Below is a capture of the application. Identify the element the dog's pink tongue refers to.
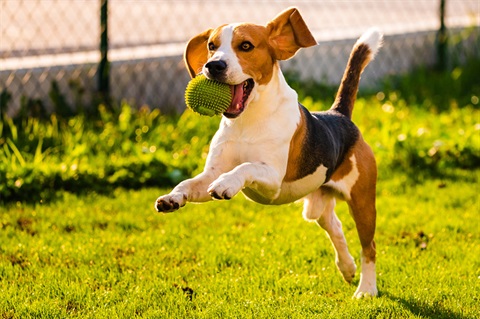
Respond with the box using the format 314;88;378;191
227;84;244;113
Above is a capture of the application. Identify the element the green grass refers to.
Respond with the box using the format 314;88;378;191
1;170;479;318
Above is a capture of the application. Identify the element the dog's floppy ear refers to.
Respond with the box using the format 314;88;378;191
266;7;317;61
184;29;213;78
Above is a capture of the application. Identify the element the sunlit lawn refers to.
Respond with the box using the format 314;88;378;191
1;170;478;318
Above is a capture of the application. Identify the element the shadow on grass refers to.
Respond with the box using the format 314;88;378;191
383;292;470;319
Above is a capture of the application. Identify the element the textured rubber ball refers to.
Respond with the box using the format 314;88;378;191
185;74;232;116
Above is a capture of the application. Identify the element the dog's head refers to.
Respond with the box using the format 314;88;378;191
184;7;317;118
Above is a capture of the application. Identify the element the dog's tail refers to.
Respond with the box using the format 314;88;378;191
330;29;382;119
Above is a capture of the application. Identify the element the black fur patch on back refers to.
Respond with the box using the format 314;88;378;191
297;104;360;181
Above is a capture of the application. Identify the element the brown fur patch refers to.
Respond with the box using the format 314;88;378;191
208;25;227;54
232;24;275;85
266;7;317;60
284;106;307;182
184;28;213;78
330;150;354;182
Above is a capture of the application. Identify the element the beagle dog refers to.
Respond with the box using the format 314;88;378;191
155;7;382;298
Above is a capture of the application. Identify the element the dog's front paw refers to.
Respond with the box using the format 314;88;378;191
208;174;243;200
155;193;187;213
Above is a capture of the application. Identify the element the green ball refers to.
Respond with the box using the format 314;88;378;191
185;74;232;116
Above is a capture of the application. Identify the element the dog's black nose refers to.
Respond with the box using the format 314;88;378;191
205;60;227;77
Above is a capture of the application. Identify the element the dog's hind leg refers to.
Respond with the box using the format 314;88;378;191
303;189;357;283
348;140;378;298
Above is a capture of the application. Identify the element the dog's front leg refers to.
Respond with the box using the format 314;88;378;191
208;162;282;201
155;168;220;213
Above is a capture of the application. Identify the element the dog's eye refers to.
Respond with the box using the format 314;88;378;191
208;42;216;51
239;41;254;52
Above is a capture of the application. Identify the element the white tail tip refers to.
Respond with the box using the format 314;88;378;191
357;28;383;57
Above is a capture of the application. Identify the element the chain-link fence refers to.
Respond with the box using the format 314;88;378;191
1;0;479;117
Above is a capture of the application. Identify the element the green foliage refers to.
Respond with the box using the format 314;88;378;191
382;58;480;112
382;28;480;112
1;58;479;203
354;97;478;177
0;104;219;203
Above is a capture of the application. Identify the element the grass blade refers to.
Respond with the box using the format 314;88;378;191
6;137;26;167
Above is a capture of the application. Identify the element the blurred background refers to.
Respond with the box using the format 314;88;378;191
1;0;479;116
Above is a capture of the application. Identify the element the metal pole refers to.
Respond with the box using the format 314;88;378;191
437;0;447;71
99;0;110;104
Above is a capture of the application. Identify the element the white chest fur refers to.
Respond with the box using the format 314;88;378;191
207;66;300;175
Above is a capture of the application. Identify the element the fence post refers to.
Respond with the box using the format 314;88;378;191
436;0;447;71
98;0;110;105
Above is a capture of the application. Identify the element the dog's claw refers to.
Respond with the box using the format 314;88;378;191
209;191;222;200
209;190;232;200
